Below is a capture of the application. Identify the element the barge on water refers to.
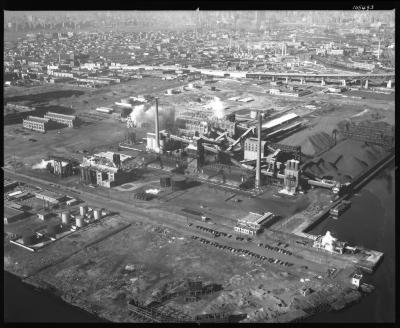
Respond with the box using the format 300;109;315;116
330;200;351;218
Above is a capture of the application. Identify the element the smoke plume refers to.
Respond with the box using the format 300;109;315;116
32;159;69;169
32;159;52;169
209;96;225;119
129;103;175;129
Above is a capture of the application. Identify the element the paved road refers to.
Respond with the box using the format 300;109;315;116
4;169;338;277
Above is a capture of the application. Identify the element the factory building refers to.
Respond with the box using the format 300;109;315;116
262;157;301;193
176;109;236;137
37;209;52;221
80;151;136;188
35;190;66;204
283;159;300;194
43;112;76;127
22;116;51;133
176;118;209;136
244;138;267;160
46;156;79;177
200;163;253;188
5;103;36;124
234;212;274;236
146;131;168;153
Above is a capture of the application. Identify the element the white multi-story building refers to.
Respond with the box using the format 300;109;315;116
234;212;274;236
22;116;50;133
44;112;76;128
244;138;266;161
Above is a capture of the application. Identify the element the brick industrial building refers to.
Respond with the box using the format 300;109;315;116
22;116;51;133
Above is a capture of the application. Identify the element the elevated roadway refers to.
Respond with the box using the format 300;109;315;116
120;64;395;80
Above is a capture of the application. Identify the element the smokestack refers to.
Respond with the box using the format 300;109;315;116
255;112;262;190
155;97;160;152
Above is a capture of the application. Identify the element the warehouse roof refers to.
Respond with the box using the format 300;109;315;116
24;116;49;123
35;190;64;200
45;112;76;120
262;113;298;130
239;212;274;225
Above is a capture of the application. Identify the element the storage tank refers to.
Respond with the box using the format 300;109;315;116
61;211;70;225
22;233;36;245
79;204;88;216
171;176;186;191
159;138;165;150
93;208;102;220
47;224;60;237
75;215;85;228
160;176;171;188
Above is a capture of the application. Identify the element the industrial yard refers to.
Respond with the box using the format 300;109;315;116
3;10;395;322
4;67;393;322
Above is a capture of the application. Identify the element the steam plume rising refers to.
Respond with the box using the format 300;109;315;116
209;96;225;119
129;102;175;129
32;159;51;169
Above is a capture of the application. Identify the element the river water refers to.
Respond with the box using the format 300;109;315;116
306;163;396;322
4;271;104;322
4;164;395;322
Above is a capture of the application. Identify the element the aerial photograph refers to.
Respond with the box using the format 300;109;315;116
3;9;396;323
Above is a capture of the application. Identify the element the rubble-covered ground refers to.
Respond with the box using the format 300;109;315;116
4;213;362;323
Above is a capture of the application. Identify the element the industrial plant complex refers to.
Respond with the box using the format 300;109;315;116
3;10;395;324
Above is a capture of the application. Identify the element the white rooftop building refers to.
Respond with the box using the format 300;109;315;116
234;212;274;236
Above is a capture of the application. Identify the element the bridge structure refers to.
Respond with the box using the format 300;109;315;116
245;72;395;88
122;64;395;88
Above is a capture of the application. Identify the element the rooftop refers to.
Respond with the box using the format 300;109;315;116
5;103;35;115
239;212;274;225
262;112;299;130
45;112;76;120
24;116;50;123
35;190;64;200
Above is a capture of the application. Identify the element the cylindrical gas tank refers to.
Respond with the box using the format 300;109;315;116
61;211;70;225
160;176;171;187
47;224;60;237
171;176;186;191
76;215;85;228
93;208;102;220
79;205;88;216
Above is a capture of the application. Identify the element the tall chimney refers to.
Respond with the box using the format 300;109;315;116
155;97;160;152
255;112;262;190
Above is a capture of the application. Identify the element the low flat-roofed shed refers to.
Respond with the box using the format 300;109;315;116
262;112;298;130
237;212;274;229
